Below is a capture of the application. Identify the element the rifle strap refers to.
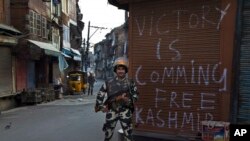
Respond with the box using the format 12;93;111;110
126;78;135;109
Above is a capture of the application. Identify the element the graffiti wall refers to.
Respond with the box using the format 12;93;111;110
129;0;236;137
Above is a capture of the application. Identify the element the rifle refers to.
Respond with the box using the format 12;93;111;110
95;90;132;112
127;79;136;113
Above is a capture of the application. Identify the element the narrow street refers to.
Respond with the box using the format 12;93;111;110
1;0;249;141
0;79;121;141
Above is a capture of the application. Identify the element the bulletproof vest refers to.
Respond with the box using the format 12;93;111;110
106;77;130;97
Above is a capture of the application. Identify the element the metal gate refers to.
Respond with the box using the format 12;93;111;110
16;57;27;92
27;61;35;90
129;0;234;139
236;0;250;123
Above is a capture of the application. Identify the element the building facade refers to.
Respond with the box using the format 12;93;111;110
94;23;127;80
0;0;22;110
0;0;84;111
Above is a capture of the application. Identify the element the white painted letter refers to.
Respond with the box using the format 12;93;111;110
162;67;174;84
155;88;166;108
168;111;178;128
169;39;181;61
182;92;193;108
135;107;145;124
212;62;227;92
156;13;169;35
157;110;165;127
135;17;146;36
216;3;231;30
170;92;180;108
146;108;155;126
136;65;147;86
201;93;215;110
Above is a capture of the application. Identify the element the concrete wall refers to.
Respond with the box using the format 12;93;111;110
0;97;17;111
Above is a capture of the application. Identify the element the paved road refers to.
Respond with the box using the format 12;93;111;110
0;79;121;141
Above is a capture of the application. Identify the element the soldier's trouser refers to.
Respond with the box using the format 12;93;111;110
103;108;133;141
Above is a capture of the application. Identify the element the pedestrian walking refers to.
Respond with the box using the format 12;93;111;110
88;72;95;95
95;57;139;141
54;75;63;99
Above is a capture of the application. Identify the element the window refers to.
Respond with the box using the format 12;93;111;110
63;25;70;42
62;0;68;14
37;14;41;36
33;13;37;34
29;10;35;34
53;4;61;17
52;29;60;46
42;17;47;38
27;10;47;39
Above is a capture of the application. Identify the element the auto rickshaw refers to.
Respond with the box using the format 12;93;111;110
66;71;87;94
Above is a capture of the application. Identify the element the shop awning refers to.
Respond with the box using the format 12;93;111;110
28;39;60;57
70;48;81;56
0;35;18;45
61;52;71;58
0;23;22;35
73;56;81;61
70;48;81;61
62;47;81;61
62;47;71;55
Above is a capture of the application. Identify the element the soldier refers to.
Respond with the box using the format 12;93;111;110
88;72;95;95
95;57;139;141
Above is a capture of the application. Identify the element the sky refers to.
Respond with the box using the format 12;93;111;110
78;0;126;48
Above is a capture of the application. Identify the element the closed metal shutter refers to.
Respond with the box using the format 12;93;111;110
0;47;13;97
16;58;27;92
53;63;60;81
237;0;250;123
27;61;35;90
129;0;228;139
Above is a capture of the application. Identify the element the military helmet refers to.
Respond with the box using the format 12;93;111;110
113;57;128;73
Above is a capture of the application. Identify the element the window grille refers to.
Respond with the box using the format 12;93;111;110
42;17;47;38
37;14;41;36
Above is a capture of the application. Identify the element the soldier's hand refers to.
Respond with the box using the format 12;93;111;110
116;93;129;102
122;93;129;102
116;94;124;101
95;106;100;113
101;106;109;113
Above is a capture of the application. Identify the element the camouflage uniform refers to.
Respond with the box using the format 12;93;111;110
95;76;139;141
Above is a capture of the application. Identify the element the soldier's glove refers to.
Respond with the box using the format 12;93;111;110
95;106;100;113
101;106;109;113
115;93;129;102
95;105;108;113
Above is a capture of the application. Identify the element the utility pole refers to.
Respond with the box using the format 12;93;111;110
81;38;86;71
84;21;107;72
85;21;90;72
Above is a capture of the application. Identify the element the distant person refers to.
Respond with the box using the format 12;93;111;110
88;72;95;95
95;57;139;141
54;75;63;98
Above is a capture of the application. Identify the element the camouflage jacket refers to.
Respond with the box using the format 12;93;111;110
95;76;139;111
